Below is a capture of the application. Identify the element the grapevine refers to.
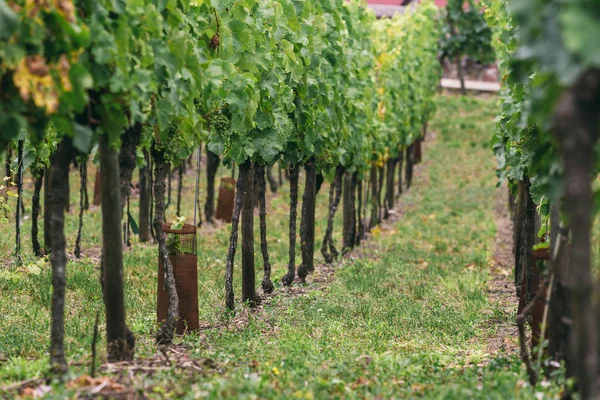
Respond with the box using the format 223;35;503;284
0;0;443;376
489;0;600;396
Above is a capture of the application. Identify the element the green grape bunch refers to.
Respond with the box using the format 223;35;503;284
210;113;230;136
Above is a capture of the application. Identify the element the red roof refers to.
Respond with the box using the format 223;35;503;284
366;0;403;4
366;0;447;5
365;0;447;18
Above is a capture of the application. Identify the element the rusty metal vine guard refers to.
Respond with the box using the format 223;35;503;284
157;223;199;334
216;177;236;223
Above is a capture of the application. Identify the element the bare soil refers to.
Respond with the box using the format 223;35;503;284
485;183;519;357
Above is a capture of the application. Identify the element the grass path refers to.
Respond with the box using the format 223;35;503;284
1;95;556;398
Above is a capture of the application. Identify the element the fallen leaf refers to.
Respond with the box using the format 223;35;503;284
66;375;124;392
411;383;429;393
355;354;373;367
20;385;51;399
350;376;371;389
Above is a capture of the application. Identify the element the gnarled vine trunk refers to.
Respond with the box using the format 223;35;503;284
298;159;317;281
316;172;324;195
355;177;363;246
176;164;184;216
548;201;571;374
266;164;277;193
149;155;155;241
64;168;70;213
278;163;283;186
414;139;423;164
194;146;202;228
32;172;44;257
224;166;244;310
118;123;141;216
514;179;536;304
322;181;336;263
369;165;379;229
282;167;299;286
164;167;172;216
377;166;384;223
342;171;356;253
152;147;179;344
456;56;466;95
3;147;10;220
363;176;371;237
93;168;101;206
551;71;600;399
397;154;404;198
44;166;52;254
139;150;151;242
75;160;86;258
82;160;89;211
405;144;414;190
384;157;396;219
255;164;274;293
321;165;344;264
205;147;220;224
15;140;23;266
48;139;74;374
240;161;260;306
99;134;134;360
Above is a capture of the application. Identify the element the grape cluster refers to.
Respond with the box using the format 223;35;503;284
210;113;230;135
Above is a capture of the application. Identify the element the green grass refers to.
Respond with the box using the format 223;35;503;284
0;95;563;398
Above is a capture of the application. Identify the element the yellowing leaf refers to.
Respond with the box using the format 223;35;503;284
13;56;59;114
53;0;76;22
378;101;386;120
66;375;124;391
371;225;381;238
57;54;72;91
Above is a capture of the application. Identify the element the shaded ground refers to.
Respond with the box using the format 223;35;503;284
486;184;519;357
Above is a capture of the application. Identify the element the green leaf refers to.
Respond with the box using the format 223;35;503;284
156;99;175;132
280;39;303;81
210;0;235;12
208;137;224;156
0;0;18;39
229;20;256;53
2;44;25;67
253;129;284;164
170;215;186;230
73;124;93;153
228;135;253;163
561;8;600;66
